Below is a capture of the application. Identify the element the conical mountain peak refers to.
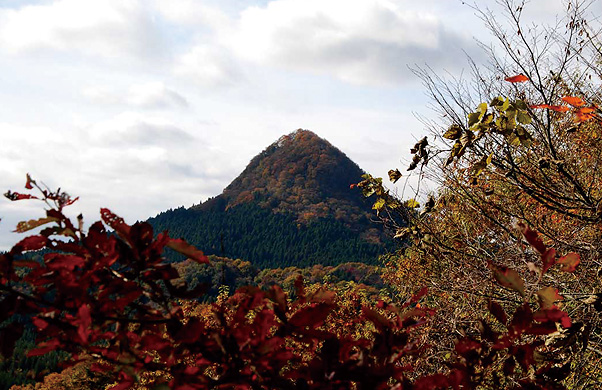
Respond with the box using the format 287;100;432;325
221;129;367;225
149;129;391;268
273;129;323;148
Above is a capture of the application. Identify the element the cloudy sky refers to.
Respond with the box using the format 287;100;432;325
0;0;573;249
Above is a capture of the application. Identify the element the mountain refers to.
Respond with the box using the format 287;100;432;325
148;129;393;268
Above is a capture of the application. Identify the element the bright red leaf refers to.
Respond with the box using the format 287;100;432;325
25;173;35;189
517;223;547;254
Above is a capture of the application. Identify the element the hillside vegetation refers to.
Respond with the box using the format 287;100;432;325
148;129;392;268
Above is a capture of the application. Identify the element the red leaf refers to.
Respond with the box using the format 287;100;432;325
557;252;580;272
509;303;533;334
402;286;428;309
455;337;482;356
575;106;598;122
45;253;85;271
77;304;92;343
4;191;38;201
413;374;449;390
488;300;507;325
490;263;525;297
517;223;547;254
27;339;61;357
514;343;536;371
541;248;556;275
108;373;135;390
362;306;390;331
32;317;49;331
141;334;172;351
25;174;35;190
112;289;143;311
505;74;529;83
64;196;79;206
562;96;586;107
534;308;572;328
100;208;131;238
166;238;208;264
11;235;47;254
267;285;288;316
13;259;40;269
175;317;204;344
289;303;333;329
90;362;113;373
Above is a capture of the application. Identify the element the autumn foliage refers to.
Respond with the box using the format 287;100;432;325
2;1;602;388
0;167;585;390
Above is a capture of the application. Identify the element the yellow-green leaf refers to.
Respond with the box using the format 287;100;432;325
406;199;420;208
443;124;463;140
517;110;532;124
372;198;386;211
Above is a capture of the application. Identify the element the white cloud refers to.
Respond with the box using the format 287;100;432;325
0;0;164;58
174;44;243;88
85;112;195;147
224;0;477;86
83;82;189;109
152;0;230;29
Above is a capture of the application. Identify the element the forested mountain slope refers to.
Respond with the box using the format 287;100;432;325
148;129;392;268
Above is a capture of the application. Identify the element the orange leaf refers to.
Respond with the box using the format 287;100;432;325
557;252;580;272
166;238;209;264
562;96;586;107
505;74;529;83
575;106;598;122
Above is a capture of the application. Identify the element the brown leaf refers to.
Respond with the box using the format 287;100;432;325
14;217;59;233
388;169;402;183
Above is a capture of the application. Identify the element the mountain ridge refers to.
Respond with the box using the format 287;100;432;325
149;129;392;268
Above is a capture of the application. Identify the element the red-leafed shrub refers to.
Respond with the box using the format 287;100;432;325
0;176;582;389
